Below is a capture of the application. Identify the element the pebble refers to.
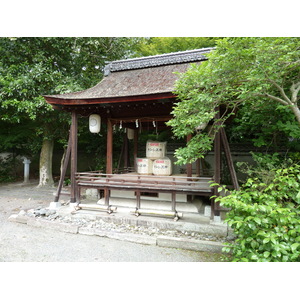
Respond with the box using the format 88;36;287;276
23;206;230;243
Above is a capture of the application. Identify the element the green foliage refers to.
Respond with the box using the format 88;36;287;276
0;37;136;123
174;133;213;165
228;101;300;149
216;163;300;262
132;37;218;57
237;152;300;186
169;37;300;165
0;37;137;170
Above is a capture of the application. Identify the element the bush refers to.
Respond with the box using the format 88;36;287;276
216;164;300;262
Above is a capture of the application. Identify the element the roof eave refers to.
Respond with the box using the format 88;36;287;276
44;92;176;107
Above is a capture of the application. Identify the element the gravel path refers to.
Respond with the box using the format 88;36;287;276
0;181;228;262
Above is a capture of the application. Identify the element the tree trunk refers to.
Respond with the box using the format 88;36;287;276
291;104;300;126
38;138;54;187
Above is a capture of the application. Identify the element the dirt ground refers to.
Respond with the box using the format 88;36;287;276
0;180;227;262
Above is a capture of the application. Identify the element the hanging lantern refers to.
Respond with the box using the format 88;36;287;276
127;128;134;140
89;114;101;133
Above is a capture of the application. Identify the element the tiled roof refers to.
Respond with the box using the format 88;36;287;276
44;48;212;102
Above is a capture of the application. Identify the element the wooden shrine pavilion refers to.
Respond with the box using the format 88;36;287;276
44;48;238;220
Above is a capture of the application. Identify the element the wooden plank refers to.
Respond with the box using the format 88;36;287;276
77;181;212;194
75;172;213;181
76;176;210;187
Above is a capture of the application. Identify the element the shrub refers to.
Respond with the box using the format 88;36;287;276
216;164;300;262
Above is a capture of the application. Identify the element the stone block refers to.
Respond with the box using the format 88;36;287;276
157;236;224;253
8;214;29;224
204;205;211;217
213;215;222;223
48;202;61;210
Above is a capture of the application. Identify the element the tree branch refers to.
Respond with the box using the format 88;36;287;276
265;93;290;106
255;61;293;105
266;78;292;105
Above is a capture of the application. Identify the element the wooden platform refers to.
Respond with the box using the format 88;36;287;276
76;172;213;216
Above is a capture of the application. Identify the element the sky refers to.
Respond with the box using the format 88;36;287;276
1;1;299;37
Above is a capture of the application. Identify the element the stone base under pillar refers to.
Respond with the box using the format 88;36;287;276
48;202;61;210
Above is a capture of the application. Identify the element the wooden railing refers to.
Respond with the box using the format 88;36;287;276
75;172;213;220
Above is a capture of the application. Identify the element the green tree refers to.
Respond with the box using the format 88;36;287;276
168;37;300;165
132;37;218;57
0;37;136;185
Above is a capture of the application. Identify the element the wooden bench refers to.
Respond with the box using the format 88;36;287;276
75;172;213;220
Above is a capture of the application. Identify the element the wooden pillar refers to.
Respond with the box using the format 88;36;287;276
133;129;138;171
70;111;78;203
106;118;113;174
212;108;221;218
196;159;201;177
220;127;240;191
123;134;129;170
186;134;192;178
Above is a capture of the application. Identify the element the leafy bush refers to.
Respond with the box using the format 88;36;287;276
236;152;296;185
216;164;300;262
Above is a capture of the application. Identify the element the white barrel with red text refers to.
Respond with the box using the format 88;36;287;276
146;141;167;159
152;157;172;176
136;158;153;175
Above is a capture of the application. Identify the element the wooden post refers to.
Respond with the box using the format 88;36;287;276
123;134;129;170
133;129;138;171
54;127;72;202
186;134;193;178
171;191;176;212
70;111;78;203
106;118;113;174
136;190;141;209
196;159;201;177
212;108;221;218
220;127;240;190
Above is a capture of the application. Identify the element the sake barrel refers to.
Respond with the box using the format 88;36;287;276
146;141;166;159
136;158;153;175
152;157;172;176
